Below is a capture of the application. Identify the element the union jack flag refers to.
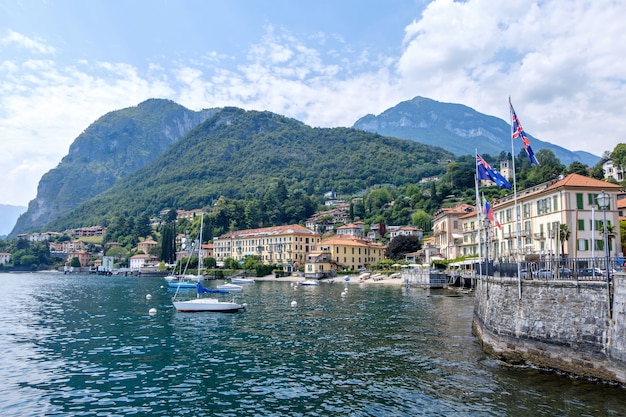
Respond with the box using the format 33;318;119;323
510;98;539;165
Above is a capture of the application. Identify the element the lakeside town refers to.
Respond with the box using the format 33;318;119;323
2;159;624;282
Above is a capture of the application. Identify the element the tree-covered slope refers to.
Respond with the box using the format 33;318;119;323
11;99;218;235
353;96;599;166
45;108;454;231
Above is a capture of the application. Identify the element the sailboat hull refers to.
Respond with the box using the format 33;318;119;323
173;298;246;313
168;281;197;288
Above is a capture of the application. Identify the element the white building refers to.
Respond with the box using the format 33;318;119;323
488;174;622;260
603;159;624;182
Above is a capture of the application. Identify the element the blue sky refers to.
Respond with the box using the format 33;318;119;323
1;0;624;206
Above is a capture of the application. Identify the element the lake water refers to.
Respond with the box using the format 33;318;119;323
1;272;625;416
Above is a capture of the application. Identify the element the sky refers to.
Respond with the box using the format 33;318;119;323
1;0;624;207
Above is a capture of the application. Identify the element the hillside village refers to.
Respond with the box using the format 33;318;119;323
2;163;625;278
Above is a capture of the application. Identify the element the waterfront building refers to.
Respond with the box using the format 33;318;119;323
213;224;321;272
432;204;474;260
129;253;157;270
489;173;623;259
458;209;481;258
319;234;386;271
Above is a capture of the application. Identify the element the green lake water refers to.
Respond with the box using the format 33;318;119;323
0;272;624;416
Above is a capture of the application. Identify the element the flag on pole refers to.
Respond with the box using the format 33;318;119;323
510;98;539;165
483;196;494;223
476;154;512;190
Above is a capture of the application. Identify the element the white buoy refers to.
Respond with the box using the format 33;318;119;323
146;294;152;300
341;291;347;297
291;300;297;307
343;286;348;292
149;308;157;315
160;285;164;289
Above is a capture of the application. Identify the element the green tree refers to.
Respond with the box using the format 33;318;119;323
385;235;422;261
411;209;432;233
203;256;217;268
610;143;626;171
160;223;177;264
565;161;589;176
134;213;153;239
70;257;81;267
559;223;570;258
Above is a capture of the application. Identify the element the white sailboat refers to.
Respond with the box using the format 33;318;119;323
172;214;247;313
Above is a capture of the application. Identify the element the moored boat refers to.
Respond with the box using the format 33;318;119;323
216;283;244;292
231;277;255;284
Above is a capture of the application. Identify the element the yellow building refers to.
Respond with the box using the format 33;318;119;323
213;224;321;272
304;251;334;279
319;235;386;271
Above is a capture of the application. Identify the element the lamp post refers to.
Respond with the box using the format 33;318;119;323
596;190;611;318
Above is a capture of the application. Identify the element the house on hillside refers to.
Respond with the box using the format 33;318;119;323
137;238;158;254
388;226;423;241
336;222;365;238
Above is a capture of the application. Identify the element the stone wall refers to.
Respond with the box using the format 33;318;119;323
473;274;626;383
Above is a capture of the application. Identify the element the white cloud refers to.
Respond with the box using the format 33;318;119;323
2;1;626;207
394;0;626;154
2;30;55;54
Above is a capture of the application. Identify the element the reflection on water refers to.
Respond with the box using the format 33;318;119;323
0;273;624;416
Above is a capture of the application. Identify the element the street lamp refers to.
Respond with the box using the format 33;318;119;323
596;190;611;317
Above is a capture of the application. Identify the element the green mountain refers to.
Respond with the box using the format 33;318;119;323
43;107;453;231
353;96;599;166
12;99;218;235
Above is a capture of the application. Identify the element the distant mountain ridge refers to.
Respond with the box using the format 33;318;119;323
12;99;218;235
353;96;599;166
0;205;26;236
10;96;602;236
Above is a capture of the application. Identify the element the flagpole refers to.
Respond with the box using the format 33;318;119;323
475;149;483;278
509;97;522;299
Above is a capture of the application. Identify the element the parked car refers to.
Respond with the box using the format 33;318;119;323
577;268;603;277
520;268;528;279
536;269;553;279
557;267;572;278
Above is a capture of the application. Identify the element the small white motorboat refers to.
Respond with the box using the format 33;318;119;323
217;283;244;292
300;279;320;286
231;277;255;284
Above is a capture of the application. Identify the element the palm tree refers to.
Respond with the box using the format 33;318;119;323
559;223;571;259
603;223;616;257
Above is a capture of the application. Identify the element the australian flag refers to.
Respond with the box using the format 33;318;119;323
510;98;539;165
476;154;512;190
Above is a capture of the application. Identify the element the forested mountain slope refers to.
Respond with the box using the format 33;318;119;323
12;99;218;235
44;107;453;231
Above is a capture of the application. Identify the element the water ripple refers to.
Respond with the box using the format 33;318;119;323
1;274;625;416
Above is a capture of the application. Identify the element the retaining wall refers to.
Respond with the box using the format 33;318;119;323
473;274;626;383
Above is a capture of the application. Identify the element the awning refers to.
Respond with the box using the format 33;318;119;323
452;233;464;240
